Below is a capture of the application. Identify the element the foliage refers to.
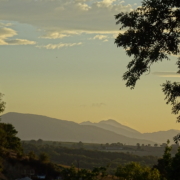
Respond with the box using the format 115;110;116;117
28;151;37;159
0;157;3;172
0;93;5;115
0;123;22;153
162;81;180;142
168;147;180;180
115;0;180;88
2;156;61;179
0;95;22;153
60;165;108;180
115;0;180;141
22;141;158;174
154;140;172;180
39;152;50;162
115;162;160;180
153;140;180;180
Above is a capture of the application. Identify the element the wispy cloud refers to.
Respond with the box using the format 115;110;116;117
41;32;69;39
0;27;17;44
92;35;108;40
41;30;120;40
36;42;82;49
0;27;36;45
0;0;133;37
5;39;36;45
88;34;109;42
153;72;180;77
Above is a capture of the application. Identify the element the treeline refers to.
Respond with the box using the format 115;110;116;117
22;141;158;173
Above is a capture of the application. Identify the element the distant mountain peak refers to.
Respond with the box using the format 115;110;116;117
100;119;122;125
80;121;93;125
80;119;122;126
83;121;92;123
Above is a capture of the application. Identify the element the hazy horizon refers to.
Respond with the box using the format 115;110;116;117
2;111;180;134
0;0;180;133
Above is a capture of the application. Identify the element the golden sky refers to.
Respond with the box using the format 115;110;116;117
0;0;180;133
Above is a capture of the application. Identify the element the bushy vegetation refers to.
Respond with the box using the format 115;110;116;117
0;96;20;153
116;162;161;180
0;122;22;153
22;140;158;173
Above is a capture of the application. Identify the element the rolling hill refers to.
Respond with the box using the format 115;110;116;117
1;112;155;145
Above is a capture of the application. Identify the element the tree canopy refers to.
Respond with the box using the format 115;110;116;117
0;94;22;153
115;162;160;180
0;122;22;152
115;0;180;141
115;0;180;88
0;93;5;115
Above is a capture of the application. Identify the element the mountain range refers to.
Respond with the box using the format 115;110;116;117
80;120;180;144
1;112;179;145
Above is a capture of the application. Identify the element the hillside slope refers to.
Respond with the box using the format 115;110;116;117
1;112;155;145
80;120;142;139
80;120;180;143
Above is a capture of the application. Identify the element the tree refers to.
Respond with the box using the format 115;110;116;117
115;0;180;141
0;94;22;153
39;152;50;163
28;151;37;159
37;138;43;144
0;123;22;152
0;93;5;116
170;147;180;180
115;162;160;180
154;140;180;180
136;143;141;150
77;141;84;149
162;82;180;143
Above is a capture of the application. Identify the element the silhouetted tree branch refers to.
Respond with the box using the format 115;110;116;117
115;0;180;141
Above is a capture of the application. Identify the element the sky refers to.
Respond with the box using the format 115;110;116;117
0;0;180;133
